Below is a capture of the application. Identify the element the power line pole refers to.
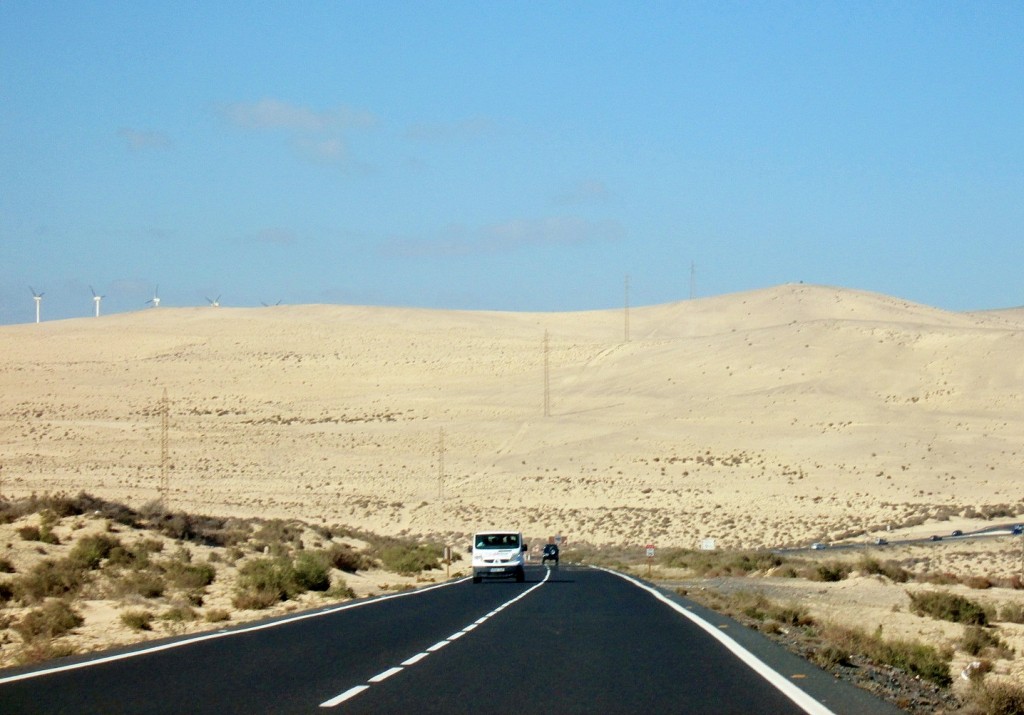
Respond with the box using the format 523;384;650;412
543;330;551;418
689;262;696;300
160;388;169;511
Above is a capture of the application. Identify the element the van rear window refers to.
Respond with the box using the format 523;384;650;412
475;533;520;549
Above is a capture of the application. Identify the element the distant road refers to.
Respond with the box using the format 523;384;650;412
786;522;1024;554
0;567;900;714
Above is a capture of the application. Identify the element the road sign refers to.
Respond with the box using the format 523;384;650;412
645;544;655;558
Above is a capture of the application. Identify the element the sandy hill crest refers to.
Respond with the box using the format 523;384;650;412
2;283;1022;549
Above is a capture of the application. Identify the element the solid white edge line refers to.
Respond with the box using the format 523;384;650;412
0;577;471;686
597;567;835;715
320;684;370;707
367;667;403;683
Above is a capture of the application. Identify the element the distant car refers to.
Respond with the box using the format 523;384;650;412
951;529;963;537
542;543;560;566
874;537;889;546
930;535;942;541
1013;525;1023;536
811;542;827;550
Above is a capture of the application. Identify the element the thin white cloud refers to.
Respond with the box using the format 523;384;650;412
293;136;348;165
404;116;497;142
219;98;378;132
117;127;173;151
382;216;625;258
249;227;298;246
553;179;612;206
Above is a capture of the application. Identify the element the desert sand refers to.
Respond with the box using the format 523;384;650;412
2;283;1023;550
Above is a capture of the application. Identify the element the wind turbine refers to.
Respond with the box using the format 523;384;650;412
90;286;105;317
206;295;221;307
146;285;161;308
29;286;43;324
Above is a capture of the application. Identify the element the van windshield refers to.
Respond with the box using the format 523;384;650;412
475;533;520;549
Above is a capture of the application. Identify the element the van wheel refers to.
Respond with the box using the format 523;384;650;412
472;575;482;584
515;567;525;583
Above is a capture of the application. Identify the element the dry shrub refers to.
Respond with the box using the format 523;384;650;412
327;543;370;573
818;622;952;686
205;608;231;623
14;599;83;641
13;559;87;603
69;534;122;570
964;680;1024;715
965;576;995;590
999;602;1024;624
859;557;910;583
117;570;166;599
120;609;153;631
961;625;1013;659
909;590;989;625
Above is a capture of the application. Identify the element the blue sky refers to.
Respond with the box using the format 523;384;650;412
2;2;1022;324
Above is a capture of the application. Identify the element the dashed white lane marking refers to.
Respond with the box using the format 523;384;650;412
320;685;369;707
320;567;551;708
367;667;403;683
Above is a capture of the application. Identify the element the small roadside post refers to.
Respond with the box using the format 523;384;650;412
443;546;452;578
645;543;655;577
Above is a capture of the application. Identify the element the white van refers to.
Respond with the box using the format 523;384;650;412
471;531;527;584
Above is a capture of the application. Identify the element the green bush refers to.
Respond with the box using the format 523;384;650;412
118;570;166;599
859;557;910;583
232;557;299;609
14;599;83;641
378;544;441;575
909;590;989;625
294;551;331;592
69;534;122;570
961;625;1013;659
165;561;216;590
13;559;87;603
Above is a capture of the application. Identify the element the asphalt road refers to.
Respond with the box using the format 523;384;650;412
0;566;902;714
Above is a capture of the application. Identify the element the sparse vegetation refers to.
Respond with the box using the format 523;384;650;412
818;622;952;686
960;625;1013;659
120;609;154;631
375;542;443;575
14;599;83;641
908;590;990;625
962;680;1024;715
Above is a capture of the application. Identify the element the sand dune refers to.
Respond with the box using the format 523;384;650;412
3;283;1022;549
